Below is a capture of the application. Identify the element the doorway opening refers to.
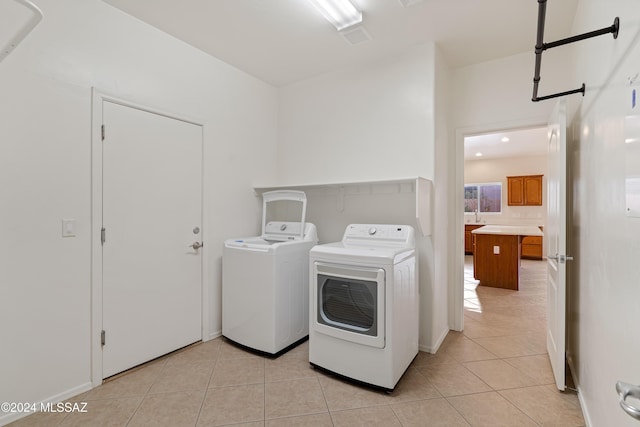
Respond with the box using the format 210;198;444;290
455;124;549;326
454;102;573;393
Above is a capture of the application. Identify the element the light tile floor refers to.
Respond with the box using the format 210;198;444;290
9;257;585;426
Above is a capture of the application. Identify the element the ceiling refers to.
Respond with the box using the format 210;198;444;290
101;0;576;160
102;0;579;87
464;126;549;161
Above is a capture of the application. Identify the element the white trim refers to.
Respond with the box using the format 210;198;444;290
205;330;222;342
90;89;103;387
575;387;592;427
452;117;548;333
90;88;208;386
418;326;448;354
567;355;591;426
254;176;423;191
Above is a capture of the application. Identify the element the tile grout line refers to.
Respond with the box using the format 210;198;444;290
496;388;544;426
441;394;480;427
314;373;336;426
121;352;171;426
194;338;223;427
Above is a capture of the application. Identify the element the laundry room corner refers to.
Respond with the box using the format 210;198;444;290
273;43;452;353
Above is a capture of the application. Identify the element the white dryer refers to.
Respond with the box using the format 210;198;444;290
223;191;318;356
309;224;418;391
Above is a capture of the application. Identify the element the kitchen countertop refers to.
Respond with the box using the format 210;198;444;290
471;225;543;236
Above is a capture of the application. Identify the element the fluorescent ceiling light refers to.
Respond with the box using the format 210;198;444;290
308;0;362;31
475;152;483;157
501;137;510;142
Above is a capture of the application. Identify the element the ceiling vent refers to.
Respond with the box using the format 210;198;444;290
398;0;424;7
340;26;372;46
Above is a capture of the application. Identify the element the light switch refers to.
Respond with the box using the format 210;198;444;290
62;219;76;237
493;245;500;254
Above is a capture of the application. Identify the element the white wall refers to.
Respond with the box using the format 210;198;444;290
0;0;277;423
277;44;435;184
277;43;450;352
433;45;455;343
464;155;548;227
452;52;569;131
568;1;640;425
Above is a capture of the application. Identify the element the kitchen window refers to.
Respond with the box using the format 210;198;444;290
464;182;502;213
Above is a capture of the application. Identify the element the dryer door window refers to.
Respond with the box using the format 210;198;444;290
313;262;385;349
318;275;377;336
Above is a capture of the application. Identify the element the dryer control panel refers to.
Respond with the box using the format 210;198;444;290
342;224;415;247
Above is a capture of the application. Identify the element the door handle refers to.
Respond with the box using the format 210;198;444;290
189;242;203;250
548;253;574;263
616;381;640;420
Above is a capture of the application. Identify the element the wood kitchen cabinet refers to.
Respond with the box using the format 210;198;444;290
507;175;543;206
473;233;520;290
521;236;542;259
521;226;543;259
465;224;483;254
472;225;543;290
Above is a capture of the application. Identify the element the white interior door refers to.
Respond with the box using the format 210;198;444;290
102;100;203;378
546;99;568;391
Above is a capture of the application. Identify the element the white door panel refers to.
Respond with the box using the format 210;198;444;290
547;99;567;391
102;101;202;378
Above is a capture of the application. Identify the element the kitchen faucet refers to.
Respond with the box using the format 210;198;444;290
475;209;479;223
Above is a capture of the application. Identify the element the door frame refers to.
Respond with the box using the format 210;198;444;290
90;89;209;386
452;117;547;331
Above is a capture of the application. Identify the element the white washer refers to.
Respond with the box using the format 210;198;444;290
309;224;418;391
223;191;318;356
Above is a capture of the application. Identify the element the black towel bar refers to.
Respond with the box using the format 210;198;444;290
531;0;619;102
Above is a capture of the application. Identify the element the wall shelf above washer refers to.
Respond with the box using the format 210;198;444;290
253;177;432;237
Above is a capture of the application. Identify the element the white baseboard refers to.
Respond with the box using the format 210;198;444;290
204;329;222;342
567;356;591;427
0;382;93;427
575;385;592;427
419;327;449;354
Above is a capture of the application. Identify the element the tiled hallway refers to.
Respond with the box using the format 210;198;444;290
9;257;584;426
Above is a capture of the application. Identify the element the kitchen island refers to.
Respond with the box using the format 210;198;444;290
471;225;544;290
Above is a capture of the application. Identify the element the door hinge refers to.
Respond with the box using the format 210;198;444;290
101;227;106;245
101;330;106;346
101;124;105;141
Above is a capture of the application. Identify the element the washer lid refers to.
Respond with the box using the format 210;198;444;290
261;190;307;241
224;236;276;252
